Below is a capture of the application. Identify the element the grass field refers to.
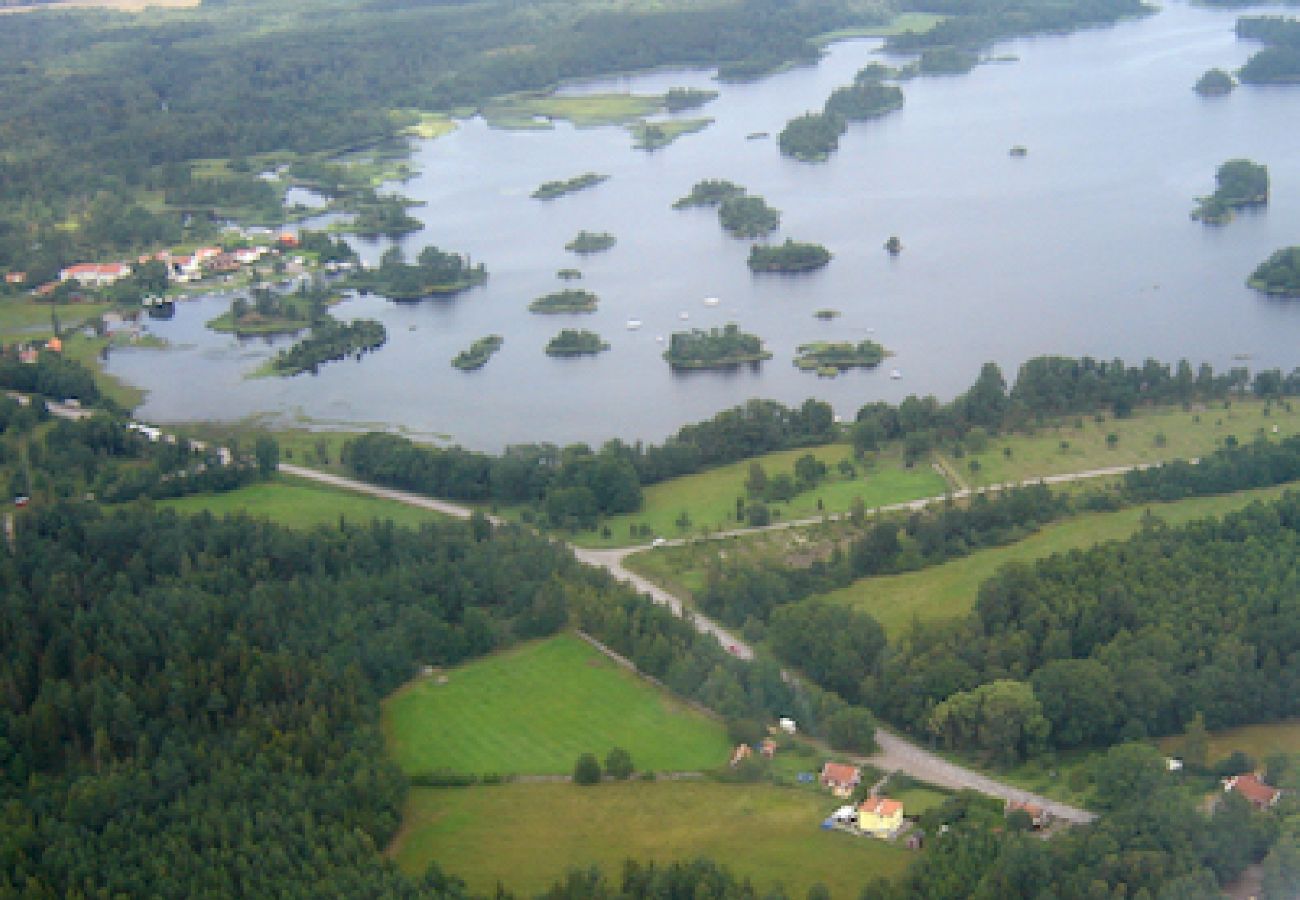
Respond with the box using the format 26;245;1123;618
160;473;449;529
815;481;1299;637
550;444;947;549
482;92;663;129
388;781;910;898
814;12;946;44
1158;720;1300;763
0;297;113;342
382;634;731;776
957;399;1300;489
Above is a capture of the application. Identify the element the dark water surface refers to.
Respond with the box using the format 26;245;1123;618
111;2;1300;450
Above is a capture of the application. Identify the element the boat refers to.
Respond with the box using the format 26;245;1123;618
890;369;902;380
626;318;642;330
1009;145;1028;157
678;311;689;320
655;335;664;343
703;296;720;306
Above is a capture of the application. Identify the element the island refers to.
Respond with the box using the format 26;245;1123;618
1247;246;1300;296
672;179;746;209
350;195;422;238
1194;68;1236;96
884;235;903;255
1191;159;1269;225
1237;16;1300;85
564;231;617;254
544;328;610;357
918;47;979;75
531;172;608;200
747;239;832;273
452;334;504;370
778;111;847;162
663;87;719;112
351;245;487;300
207;284;329;335
663;323;771;369
269;317;387;376
628;118;712;151
557;268;583;280
813;308;841;320
824;75;904;121
528;288;599;313
793;339;887;376
718;195;781;238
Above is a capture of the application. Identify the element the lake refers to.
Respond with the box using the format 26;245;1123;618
110;1;1300;450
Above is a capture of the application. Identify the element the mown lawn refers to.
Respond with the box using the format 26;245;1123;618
553;444;947;549
815;481;1300;637
388;781;910;898
382;633;731;777
159;473;449;530
958;399;1300;489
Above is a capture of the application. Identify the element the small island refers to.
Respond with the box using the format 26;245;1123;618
629;118;712;150
824;71;904;121
663;323;771;370
778;111;847;162
918;47;979;75
1247;246;1300;297
532;172;608;200
565;230;617;254
1009;145;1028;157
672;179;746;209
718;195;781;238
545;328;610;357
748;239;832;273
1194;68;1236;96
1192;159;1269;225
351;195;422;238
557;268;583;280
884;235;903;255
452;334;504;370
208;288;313;336
813;308;840;320
270;317;387;376
663;87;719;112
793;339;887;376
352;245;487;300
528;288;599;313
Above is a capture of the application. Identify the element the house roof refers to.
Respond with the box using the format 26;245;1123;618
860;796;903;817
1007;800;1044;818
1228;774;1280;805
63;262;130;277
821;762;859;784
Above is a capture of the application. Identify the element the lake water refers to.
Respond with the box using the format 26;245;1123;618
111;1;1300;450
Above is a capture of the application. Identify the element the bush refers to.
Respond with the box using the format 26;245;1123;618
604;747;634;780
574;753;602;785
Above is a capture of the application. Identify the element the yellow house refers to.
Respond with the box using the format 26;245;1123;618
858;796;904;838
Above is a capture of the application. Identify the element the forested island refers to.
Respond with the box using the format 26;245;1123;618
663;87;719;111
778;111;847;162
350;195;422;238
1194;67;1236;95
1237;15;1300;84
824;78;905;120
532;172;609;200
452;334;504;370
672;179;746;209
917;47;980;75
545;329;610;356
207;285;323;336
269;316;387;376
565;230;617;254
351;245;487;300
1248;246;1300;296
748;239;832;273
718;196;781;238
529;289;599;313
780;63;904;162
1192;159;1269;224
793;339;887;375
629;118;712;150
663;323;771;369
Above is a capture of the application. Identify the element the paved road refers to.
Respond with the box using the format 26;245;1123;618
281;460;1127;823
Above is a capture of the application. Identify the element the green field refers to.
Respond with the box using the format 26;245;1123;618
482;92;663;129
382;634;731;776
552;444;947;549
389;781;909;898
1159;719;1300;763
957;399;1300;489
160;474;449;529
0;297;113;341
814;12;946;44
815;482;1299;637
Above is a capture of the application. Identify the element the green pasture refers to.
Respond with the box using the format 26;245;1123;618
0;297;113;342
814;13;945;44
561;444;947;548
389;781;910;898
482;92;663;129
815;481;1299;637
1159;719;1300;764
381;633;731;776
959;399;1300;489
159;473;449;530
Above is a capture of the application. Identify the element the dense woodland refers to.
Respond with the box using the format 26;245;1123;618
1237;15;1300;84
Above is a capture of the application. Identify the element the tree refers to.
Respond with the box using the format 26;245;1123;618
826;707;877;753
1180;711;1209;771
254;435;279;477
603;747;634;780
574;753;602;785
1091;742;1167;810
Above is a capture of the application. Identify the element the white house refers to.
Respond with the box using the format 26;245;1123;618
60;262;132;286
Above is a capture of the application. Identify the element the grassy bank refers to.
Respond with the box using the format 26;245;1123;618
382;633;730;777
388;780;910;897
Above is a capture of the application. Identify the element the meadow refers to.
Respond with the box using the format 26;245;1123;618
160;473;449;530
381;634;731;777
388;780;910;898
1158;720;1300;764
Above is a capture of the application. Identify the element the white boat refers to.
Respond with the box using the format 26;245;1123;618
626;318;642;330
890;369;902;380
678;311;689;320
655;335;664;343
703;296;720;306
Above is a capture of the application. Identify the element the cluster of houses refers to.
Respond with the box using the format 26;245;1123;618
819;762;908;840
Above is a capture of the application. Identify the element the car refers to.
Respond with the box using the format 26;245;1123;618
651;537;667;548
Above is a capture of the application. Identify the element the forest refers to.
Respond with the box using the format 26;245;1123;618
1237;15;1300;84
271;316;387;376
747;240;832;272
717;196;781;239
1191;159;1268;224
1249;246;1300;296
663;324;772;370
545;329;610;357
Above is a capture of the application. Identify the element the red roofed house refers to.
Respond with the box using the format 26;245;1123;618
1223;773;1282;810
1006;800;1049;829
729;744;752;768
59;262;131;287
4;272;25;285
820;762;861;798
858;796;905;838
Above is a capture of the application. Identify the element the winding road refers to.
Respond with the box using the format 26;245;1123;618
279;460;1135;824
